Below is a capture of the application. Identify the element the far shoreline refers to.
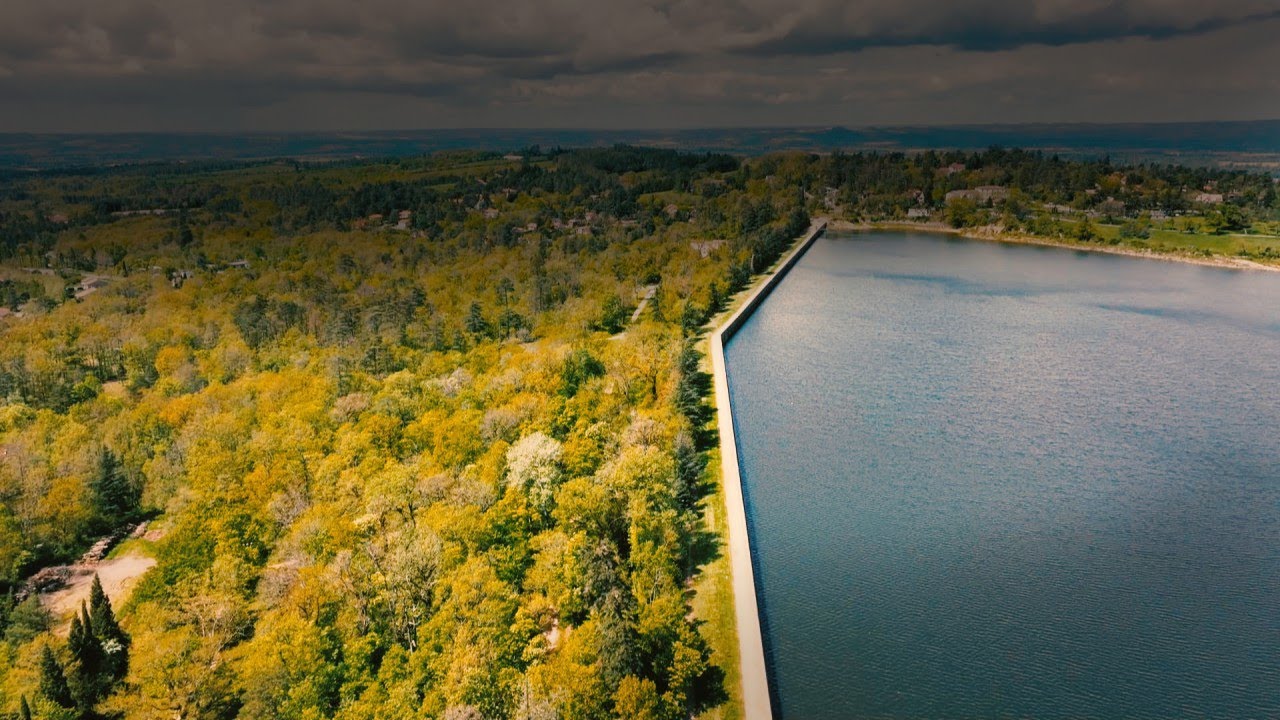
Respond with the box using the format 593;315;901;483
829;219;1280;274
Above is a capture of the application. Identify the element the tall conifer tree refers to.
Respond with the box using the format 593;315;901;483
38;646;73;709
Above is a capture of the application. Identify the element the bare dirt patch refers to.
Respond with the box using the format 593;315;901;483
32;522;162;628
41;553;156;622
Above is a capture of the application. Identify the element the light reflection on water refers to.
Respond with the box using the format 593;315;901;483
726;232;1280;720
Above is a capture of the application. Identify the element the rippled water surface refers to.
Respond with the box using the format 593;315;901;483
725;232;1280;719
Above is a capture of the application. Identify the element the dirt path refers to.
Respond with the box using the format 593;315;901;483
629;284;658;323
42;552;156;622
609;284;661;342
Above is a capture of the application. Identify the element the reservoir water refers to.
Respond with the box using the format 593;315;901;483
724;232;1280;719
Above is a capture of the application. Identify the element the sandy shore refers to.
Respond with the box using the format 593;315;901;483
827;219;1280;273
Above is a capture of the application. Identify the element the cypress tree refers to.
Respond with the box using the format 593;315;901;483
18;695;31;720
67;612;83;654
67;605;101;668
673;433;704;512
89;575;129;681
38;646;73;709
91;448;136;523
68;603;106;708
465;302;490;338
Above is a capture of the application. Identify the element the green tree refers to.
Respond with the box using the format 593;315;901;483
92;448;137;525
945;198;978;228
1119;218;1150;239
498;307;528;339
598;294;629;334
663;624;727;717
465;302;491;338
90;575;130;682
560;349;605;397
69;604;107;708
5;596;50;645
1073;218;1097;242
1205;205;1247;234
495;277;515;307
176;210;195;246
674;342;713;438
679;302;705;336
39;645;74;710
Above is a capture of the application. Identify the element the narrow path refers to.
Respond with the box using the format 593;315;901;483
630;284;658;323
609;284;660;341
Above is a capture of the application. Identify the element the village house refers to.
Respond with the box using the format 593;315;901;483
945;186;1009;204
941;162;966;176
906;208;931;220
690;240;726;258
228;259;251;269
1193;192;1224;204
74;277;110;300
1096;198;1127;217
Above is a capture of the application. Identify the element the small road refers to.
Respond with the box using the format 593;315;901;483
630;284;658;323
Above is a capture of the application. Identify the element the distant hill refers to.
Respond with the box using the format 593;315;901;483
2;120;1279;173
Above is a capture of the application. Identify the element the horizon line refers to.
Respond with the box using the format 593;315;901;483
3;117;1280;137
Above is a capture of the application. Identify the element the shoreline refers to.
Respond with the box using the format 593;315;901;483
708;217;827;720
828;219;1280;273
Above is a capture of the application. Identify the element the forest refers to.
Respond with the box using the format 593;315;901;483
0;145;1275;719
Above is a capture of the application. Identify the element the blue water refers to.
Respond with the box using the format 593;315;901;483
725;233;1280;719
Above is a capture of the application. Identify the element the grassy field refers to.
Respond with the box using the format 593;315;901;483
1086;222;1280;258
690;451;743;720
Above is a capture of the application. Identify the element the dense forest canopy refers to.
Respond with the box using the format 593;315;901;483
0;146;1275;719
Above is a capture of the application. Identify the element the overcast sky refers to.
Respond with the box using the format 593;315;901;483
1;0;1278;132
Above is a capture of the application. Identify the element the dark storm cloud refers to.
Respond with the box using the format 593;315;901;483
737;1;1280;55
0;0;1277;131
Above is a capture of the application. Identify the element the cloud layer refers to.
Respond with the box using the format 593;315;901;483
0;0;1278;131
